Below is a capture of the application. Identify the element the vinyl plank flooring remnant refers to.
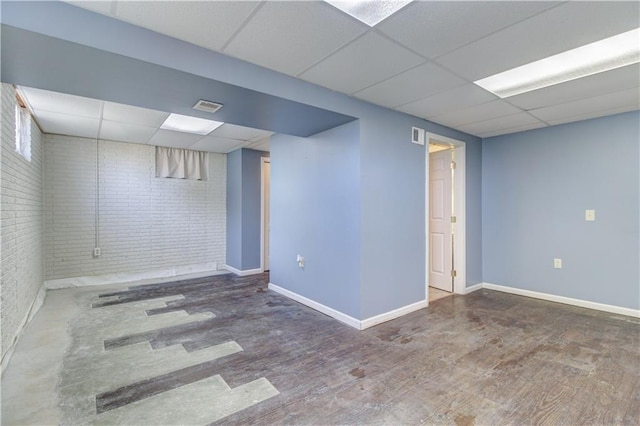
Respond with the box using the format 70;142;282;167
3;272;639;426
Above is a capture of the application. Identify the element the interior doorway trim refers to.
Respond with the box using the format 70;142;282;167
260;156;271;273
425;132;466;298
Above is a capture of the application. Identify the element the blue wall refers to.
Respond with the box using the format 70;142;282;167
226;150;242;270
271;122;361;318
226;148;269;271
482;112;640;309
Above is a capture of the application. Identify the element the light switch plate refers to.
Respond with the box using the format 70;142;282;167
411;127;425;145
554;258;562;269
585;209;595;221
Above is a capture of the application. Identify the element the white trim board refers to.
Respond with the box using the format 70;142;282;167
268;283;428;330
482;283;640;318
224;265;263;277
45;263;222;289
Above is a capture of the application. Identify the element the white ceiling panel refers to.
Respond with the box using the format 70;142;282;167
102;101;169;127
20;86;102;118
396;84;497;119
147;129;203;149
459;112;541;136
431;100;523;128
354;62;465;108
507;64;640;111
99;120;157;145
211;123;272;142
114;1;261;52
437;1;640;81
190;135;246;154
479;122;549;139
378;1;560;59
224;1;366;76
299;32;424;94
64;1;114;15
545;105;639;127
529;88;640;122
34;110;100;139
245;137;270;152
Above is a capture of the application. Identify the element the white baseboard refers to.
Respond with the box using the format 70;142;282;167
464;283;483;294
268;283;429;330
268;283;361;329
482;282;640;318
44;262;221;289
1;283;47;375
224;265;263;277
360;299;428;330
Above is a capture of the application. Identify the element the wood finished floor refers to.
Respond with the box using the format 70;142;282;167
7;272;637;425
86;272;639;425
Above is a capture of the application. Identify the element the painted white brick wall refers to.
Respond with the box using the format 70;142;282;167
44;135;226;280
1;84;44;362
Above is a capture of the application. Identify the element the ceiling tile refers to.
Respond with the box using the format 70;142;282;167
114;1;261;51
354;62;465;108
437;1;640;81
102;101;169;127
396;84;497;119
99;120;157;145
147;129;203;149
479;122;549;139
507;64;640;110
430;100;522;128
545;105;639;127
529;88;640;122
223;1;366;76
299;32;425;94
210;123;272;141
64;1;115;15
245;137;270;152
378;1;560;59
459;112;541;136
189;135;246;154
20;86;102;118
34;110;100;138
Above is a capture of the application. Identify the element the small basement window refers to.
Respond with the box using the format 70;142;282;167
15;96;32;162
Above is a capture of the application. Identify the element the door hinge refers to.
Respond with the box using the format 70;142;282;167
451;269;457;278
450;161;456;169
451;216;457;223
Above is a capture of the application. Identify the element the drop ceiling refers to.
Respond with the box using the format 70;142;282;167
5;1;640;142
19;86;273;153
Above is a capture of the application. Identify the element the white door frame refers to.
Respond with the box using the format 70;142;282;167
425;133;466;299
260;157;270;272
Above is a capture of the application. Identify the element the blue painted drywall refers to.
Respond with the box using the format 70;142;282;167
226;150;242;270
241;149;269;270
482;112;640;309
270;121;361;318
3;0;485;320
226;148;269;271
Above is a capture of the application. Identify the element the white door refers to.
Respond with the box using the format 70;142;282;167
429;149;453;292
263;160;270;270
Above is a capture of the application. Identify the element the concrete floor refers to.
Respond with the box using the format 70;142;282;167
2;273;639;425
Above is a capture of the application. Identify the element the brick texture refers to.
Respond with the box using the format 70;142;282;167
43;135;226;280
1;84;44;362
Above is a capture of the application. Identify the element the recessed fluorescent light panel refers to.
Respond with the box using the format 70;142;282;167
160;113;223;135
325;0;412;27
475;28;640;98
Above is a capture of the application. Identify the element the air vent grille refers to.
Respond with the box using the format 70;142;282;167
193;99;223;114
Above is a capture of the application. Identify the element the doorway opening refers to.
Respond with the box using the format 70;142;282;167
260;157;271;272
426;133;466;303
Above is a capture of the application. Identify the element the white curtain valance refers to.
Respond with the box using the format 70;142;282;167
155;146;208;181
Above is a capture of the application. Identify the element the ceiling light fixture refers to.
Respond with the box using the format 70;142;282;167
160;113;223;135
474;27;640;98
324;0;412;27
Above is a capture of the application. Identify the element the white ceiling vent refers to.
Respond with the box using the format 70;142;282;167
193;99;223;114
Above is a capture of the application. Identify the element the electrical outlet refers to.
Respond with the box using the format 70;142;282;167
94;247;101;257
554;258;562;269
585;209;596;221
296;254;305;268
